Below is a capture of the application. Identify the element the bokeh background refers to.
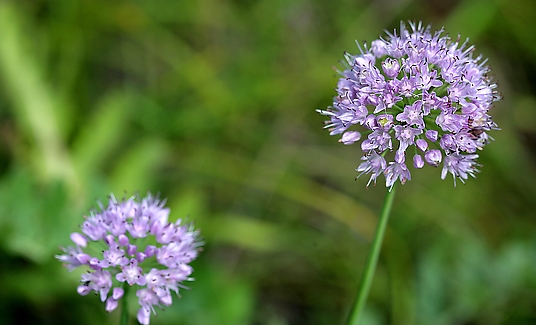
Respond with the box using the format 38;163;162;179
0;0;535;324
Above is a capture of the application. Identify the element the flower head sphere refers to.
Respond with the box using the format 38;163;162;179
318;21;500;189
56;193;202;325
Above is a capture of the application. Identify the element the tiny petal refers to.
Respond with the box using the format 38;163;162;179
157;290;173;306
371;39;387;57
118;234;129;246
77;285;91;296
382;58;400;78
439;134;457;152
89;257;100;269
112;287;124;300
105;298;119;312
70;233;88;247
339;131;361;145
413;154;424;169
425;149;442;167
137;307;151;325
415;139;428;152
144;245;157;257
127;244;138;256
104;234;116;246
425;130;438;142
364;114;377;129
395;150;405;164
75;253;91;264
136;252;148;262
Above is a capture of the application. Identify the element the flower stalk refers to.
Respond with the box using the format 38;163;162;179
120;282;130;325
347;184;397;325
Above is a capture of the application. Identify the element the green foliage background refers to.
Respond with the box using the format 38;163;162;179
0;0;535;324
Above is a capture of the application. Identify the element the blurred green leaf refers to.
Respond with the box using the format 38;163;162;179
109;137;169;193
0;3;80;195
72;91;132;179
444;0;500;39
0;167;74;262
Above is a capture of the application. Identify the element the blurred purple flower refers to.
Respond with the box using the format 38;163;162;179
56;194;202;325
318;21;500;187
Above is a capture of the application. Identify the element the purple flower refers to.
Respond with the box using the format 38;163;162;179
318;21;500;187
393;125;422;152
356;151;387;186
396;100;425;128
441;153;480;185
385;160;411;190
56;193;202;325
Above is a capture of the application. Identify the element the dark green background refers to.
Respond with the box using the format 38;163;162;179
0;0;535;324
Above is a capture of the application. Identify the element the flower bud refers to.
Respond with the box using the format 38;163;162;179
413;154;424;168
339;131;361;145
416;139;428;152
425;130;438;142
425;149;442;167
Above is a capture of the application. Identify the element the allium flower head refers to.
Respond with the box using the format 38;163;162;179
56;193;202;325
318;21;500;188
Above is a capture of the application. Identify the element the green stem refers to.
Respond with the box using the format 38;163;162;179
120;283;130;325
347;183;397;325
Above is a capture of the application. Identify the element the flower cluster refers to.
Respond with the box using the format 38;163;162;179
56;194;201;325
318;21;500;189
